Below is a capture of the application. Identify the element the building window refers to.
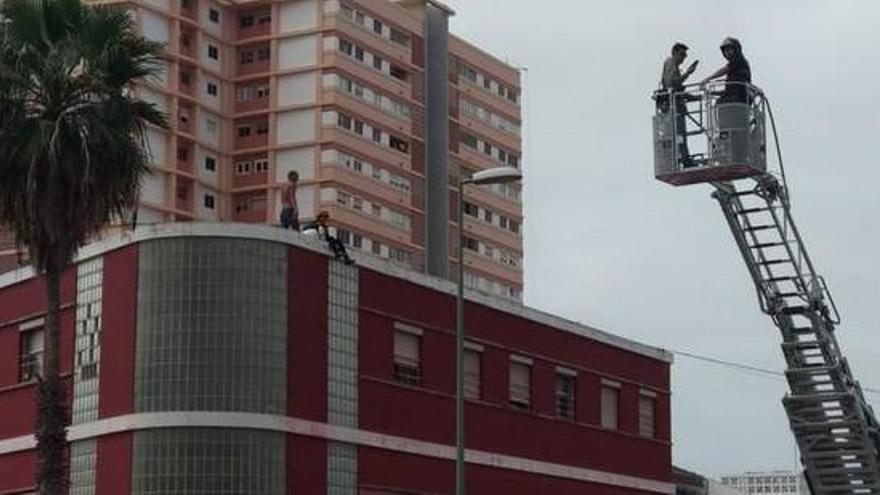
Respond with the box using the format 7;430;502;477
460;133;478;150
389;65;407;81
204;194;215;210
460;64;478;83
205;118;218;136
390;28;410;47
204;157;216;172
237;125;252;138
509;358;531;410
388;246;410;265
372;19;383;34
393;330;420;386
389;136;409;154
19;325;44;382
209;8;220;23
239;15;254;28
601;381;620;430
639;392;656;438
240;51;254;65
207;44;219;60
206;82;218;96
463;347;481;399
339;39;353;56
462;236;478;252
235;161;252;175
555;370;576;421
338;113;352;131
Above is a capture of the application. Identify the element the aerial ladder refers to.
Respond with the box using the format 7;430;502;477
652;81;880;494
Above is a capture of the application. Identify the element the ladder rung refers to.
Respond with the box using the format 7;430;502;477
777;292;804;298
732;190;757;197
786;325;818;334
768;276;798;283
738;207;772;215
745;224;777;232
750;241;787;249
760;259;791;266
782;340;823;350
781;306;810;315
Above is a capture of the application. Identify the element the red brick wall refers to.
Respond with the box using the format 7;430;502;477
99;246;139;418
356;267;672;483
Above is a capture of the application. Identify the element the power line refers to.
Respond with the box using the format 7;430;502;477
670;348;880;397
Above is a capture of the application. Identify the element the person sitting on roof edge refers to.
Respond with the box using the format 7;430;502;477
302;210;354;265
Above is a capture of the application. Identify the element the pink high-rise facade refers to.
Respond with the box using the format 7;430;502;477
0;0;524;300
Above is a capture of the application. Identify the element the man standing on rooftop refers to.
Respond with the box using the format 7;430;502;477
280;171;300;231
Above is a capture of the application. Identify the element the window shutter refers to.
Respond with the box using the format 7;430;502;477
393;332;419;363
601;386;619;429
463;350;480;399
509;361;530;408
639;395;655;438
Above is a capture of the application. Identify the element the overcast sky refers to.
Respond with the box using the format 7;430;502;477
444;0;880;479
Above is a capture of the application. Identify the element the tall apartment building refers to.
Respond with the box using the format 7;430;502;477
0;0;525;301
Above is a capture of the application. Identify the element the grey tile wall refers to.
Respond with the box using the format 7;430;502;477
72;258;103;425
134;238;288;414
132;238;288;494
69;439;97;495
327;261;359;494
131;428;285;495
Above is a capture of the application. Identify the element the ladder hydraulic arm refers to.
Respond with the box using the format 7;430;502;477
714;175;880;494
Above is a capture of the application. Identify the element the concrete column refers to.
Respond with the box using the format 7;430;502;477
423;3;451;279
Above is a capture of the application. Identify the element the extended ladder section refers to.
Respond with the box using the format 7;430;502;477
652;82;880;494
715;178;880;494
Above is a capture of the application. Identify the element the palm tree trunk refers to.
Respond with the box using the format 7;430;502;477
36;261;68;495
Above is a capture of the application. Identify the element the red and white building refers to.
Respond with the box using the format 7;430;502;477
0;223;673;494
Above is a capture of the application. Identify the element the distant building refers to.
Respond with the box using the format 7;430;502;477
720;470;809;495
675;466;746;495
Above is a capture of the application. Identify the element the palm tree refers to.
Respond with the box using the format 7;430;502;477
0;0;166;492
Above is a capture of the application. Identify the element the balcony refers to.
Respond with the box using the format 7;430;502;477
462;250;523;285
235;80;270;114
237;11;271;41
176;142;194;174
232;155;269;188
179;0;197;21
234;120;269;150
176;104;195;136
178;29;196;60
175;179;194;213
178;66;196;98
232;193;268;223
237;44;271;76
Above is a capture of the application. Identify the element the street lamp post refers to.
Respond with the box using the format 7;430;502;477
455;166;522;495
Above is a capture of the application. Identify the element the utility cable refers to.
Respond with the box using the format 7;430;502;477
670;348;880;397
